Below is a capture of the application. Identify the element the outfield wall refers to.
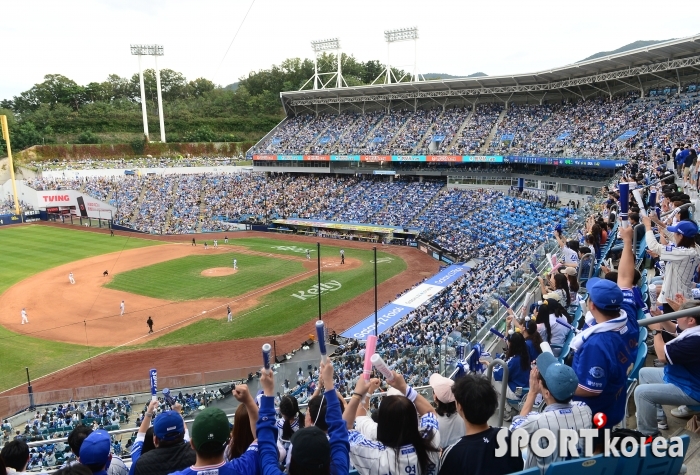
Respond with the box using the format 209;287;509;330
39;165;252;180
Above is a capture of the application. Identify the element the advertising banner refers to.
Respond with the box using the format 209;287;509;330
254;154;627;167
340;263;470;339
35;190;116;219
0;214;22;226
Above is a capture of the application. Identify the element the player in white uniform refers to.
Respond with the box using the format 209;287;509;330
227;305;232;322
120;300;125;316
68;272;75;284
233;259;238;270
509;352;592;473
214;239;218;248
306;249;310;260
21;308;29;325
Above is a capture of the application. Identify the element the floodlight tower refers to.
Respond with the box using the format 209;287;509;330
301;38;347;90
130;44;166;143
375;27;421;84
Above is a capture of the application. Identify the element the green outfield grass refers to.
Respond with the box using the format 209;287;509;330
106;253;306;300
0;225;158;391
142;245;407;347
0;229;411;392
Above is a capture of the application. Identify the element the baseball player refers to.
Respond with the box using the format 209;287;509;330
68;272;75;285
224;235;228;244
233;259;238;270
340;249;345;265
306;249;311;260
110;229;114;237
120;300;125;316
192;238;196;246
204;242;208;250
21;308;28;325
227;305;232;323
214;239;218;248
146;316;154;333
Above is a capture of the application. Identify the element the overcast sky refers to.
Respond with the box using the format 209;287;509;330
2;0;698;100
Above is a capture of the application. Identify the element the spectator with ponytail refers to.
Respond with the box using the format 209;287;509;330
278;396;305;447
534;300;570;357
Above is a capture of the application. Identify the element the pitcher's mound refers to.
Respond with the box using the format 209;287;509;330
201;267;238;277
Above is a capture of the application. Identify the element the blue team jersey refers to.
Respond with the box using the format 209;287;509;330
664;326;700;402
572;330;632;427
620;288;640;357
169;444;258;475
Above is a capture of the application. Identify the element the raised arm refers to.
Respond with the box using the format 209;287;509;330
617;223;635;289
234;384;258;438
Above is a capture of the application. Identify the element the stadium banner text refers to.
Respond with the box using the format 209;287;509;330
341;264;470;339
253;155;627;168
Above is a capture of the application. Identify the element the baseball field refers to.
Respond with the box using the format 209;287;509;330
0;224;437;393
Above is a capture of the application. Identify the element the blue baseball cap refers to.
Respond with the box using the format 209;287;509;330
79;429;111;466
153;410;184;441
667;221;699;237
587;277;623;312
536;352;579;401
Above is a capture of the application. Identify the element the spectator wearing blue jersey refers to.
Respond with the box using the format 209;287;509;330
258;359;349;475
635;299;700;436
490;332;531;417
570;277;632;427
170;407;258;475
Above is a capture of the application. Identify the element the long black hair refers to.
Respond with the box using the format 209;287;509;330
552;273;571;306
523;319;543;355
536;299;570;342
279;395;305;440
376;396;439;475
506;332;531;370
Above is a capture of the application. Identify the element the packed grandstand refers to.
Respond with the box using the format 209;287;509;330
2;35;700;475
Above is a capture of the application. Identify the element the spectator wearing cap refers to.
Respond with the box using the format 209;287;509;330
62;425;128;475
78;430;111;475
258;358;349;475
569;278;633;427
429;373;465;448
510;352;592;474
0;440;35;475
634;299;700;436
170;407;258;475
132;409;195;475
643;216;700;313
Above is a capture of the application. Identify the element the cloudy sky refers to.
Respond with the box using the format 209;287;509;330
2;0;698;100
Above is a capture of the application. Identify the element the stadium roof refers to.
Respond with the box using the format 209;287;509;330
281;33;700;109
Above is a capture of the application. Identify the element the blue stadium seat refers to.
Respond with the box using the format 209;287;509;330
557;330;576;363
622;341;648;428
510;467;540;475
544;454;618;474
617;434;689;475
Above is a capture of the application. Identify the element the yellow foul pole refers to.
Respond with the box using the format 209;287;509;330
0;115;20;215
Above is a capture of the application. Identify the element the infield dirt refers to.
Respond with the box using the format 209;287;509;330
1;225;439;394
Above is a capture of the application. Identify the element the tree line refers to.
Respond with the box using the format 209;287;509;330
0;53;409;154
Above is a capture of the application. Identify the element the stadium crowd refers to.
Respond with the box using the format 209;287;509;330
250;91;699;159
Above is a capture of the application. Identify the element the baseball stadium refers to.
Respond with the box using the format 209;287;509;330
1;29;700;475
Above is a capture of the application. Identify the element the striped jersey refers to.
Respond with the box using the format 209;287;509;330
349;412;440;475
645;229;700;304
509;401;592;474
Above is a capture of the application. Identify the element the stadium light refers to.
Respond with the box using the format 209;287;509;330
384;27;418;43
311;38;340;53
302;38;347;90
374;27;422;84
130;44;166;143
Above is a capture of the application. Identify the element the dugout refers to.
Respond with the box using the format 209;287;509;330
269;218;419;244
